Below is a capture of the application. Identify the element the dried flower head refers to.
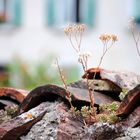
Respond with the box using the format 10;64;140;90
78;52;91;63
128;17;136;30
76;24;86;32
64;26;73;36
99;34;111;42
78;52;91;72
111;35;118;42
64;24;86;36
64;24;86;53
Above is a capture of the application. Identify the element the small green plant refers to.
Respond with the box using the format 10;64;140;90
99;102;119;113
107;102;119;112
119;88;129;101
81;106;92;118
108;112;120;124
97;102;120;124
97;114;108;123
5;105;18;116
99;104;107;113
0;105;18;124
69;107;81;118
97;113;119;124
69;106;98;125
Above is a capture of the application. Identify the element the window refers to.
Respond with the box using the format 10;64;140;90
45;0;96;28
128;0;140;25
133;0;140;24
0;0;7;23
0;0;21;27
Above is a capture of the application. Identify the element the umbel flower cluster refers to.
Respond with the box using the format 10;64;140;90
98;34;118;69
64;24;86;53
99;34;118;42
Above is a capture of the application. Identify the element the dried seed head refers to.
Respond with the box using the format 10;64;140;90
128;17;136;30
78;53;83;63
99;34;118;43
111;35;118;42
78;52;91;63
99;34;111;42
64;24;86;35
64;26;73;35
84;52;92;58
77;24;86;32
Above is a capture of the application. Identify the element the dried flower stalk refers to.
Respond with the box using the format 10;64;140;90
55;58;73;108
98;34;118;68
64;24;96;120
93;34;118;79
78;53;95;115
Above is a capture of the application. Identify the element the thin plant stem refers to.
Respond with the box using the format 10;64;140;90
131;30;140;59
56;58;73;108
78;32;83;52
80;59;96;118
137;32;140;43
74;31;79;47
56;58;67;90
93;38;115;79
69;36;79;53
86;75;95;115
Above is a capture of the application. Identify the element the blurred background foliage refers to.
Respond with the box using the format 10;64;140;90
0;55;80;90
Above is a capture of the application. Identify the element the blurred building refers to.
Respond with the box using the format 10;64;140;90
0;0;140;74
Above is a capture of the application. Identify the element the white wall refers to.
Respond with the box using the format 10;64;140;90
0;0;140;74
